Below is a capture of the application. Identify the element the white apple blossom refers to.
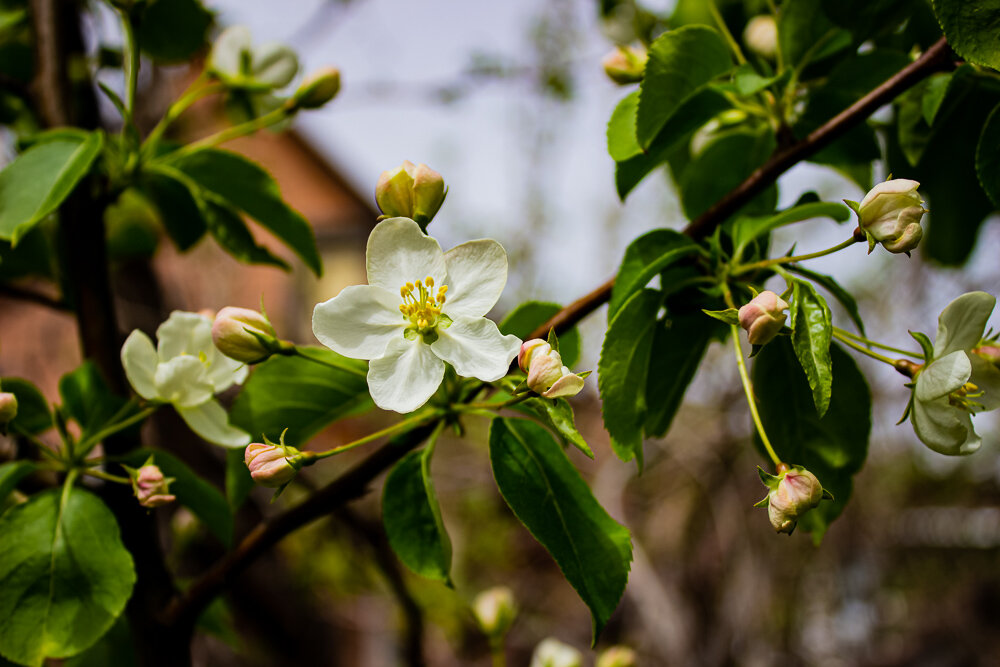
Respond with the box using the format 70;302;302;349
530;638;583;667
911;292;1000;455
121;311;251;448
312;218;520;414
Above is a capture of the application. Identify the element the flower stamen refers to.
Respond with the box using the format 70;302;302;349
399;278;448;336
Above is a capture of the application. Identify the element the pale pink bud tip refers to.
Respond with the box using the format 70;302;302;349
245;442;298;487
520;339;585;398
212;306;278;363
135;465;175;508
0;392;18;425
858;179;925;254
768;467;825;534
472;587;517;638
294;67;341;109
596;646;638;667
738;291;788;346
602;46;647;84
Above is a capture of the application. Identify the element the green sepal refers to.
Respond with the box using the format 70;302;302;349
546;327;561;354
756;466;781;490
908;330;935;360
702;308;740;325
753;495;770;508
842;199;861;214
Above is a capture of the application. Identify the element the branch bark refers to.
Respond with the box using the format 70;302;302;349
527;36;953;341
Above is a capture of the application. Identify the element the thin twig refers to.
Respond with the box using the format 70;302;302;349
527;37;953;341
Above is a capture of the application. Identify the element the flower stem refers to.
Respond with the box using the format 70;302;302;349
308;411;443;460
489;638;507;667
730;324;782;468
119;9;139;118
736;236;858;275
11;425;62;462
833;326;922;358
463;393;532;411
831;329;899;366
708;0;747;65
141;75;224;157
81;468;132;485
76;406;158;456
290;347;368;379
166;105;294;160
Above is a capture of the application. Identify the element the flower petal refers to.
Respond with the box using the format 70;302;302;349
209;25;251;78
252;43;298;87
541;372;585;399
156;311;213;362
313;285;407;359
915;351;971;402
176;400;251;448
431;317;520;382
121;330;159;401
203;347;248;393
367;337;444;413
154;356;214;408
366;218;447;291
911;395;981;456
970;353;1000;411
442;239;508;318
934;291;996;358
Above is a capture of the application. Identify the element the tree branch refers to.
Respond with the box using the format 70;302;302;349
0;283;69;310
528;37;953;341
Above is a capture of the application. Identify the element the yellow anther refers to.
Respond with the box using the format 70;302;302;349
400;286;408;298
426;276;434;287
406;282;414;291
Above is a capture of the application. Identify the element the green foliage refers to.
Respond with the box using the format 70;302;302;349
168;150;322;275
489;418;632;643
636;25;732;149
787;266;866;335
730;202;850;258
0;461;35;509
136;0;213;64
63;618;136;667
0;226;56;282
607;91;641;163
0;377;51;435
0;486;135;666
58;362;131;443
383;445;452;585
779;0;847;68
138;172;207;251
679;127;776;219
230;347;371;446
200;197;290;270
931;0;1000;69
513;396;593;458
122;449;233;547
790;280;833;417
976;104;1000;208
608;229;701;319
753;340;871;542
0;131;103;244
500;301;580;367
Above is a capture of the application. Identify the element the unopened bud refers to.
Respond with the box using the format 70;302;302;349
738;291;788;346
212;307;279;364
0;392;18;427
530;638;583;667
858;179;925;254
293;67;341;109
744;15;778;60
473;586;517;639
974;345;1000;367
602;45;647;85
597;646;638;667
757;465;830;534
518;339;585;399
245;440;300;487
375;161;447;228
132;463;176;508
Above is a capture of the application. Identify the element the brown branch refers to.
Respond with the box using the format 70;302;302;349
528;37;953;341
165;424;436;628
0;283;69;310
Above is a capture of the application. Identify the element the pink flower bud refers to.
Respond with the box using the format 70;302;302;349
0;392;18;426
974;345;1000;366
375;161;446;227
245;442;298;487
212;306;278;363
134;465;176;508
518;339;585;399
738;291;788;345
767;466;825;534
601;45;647;85
859;179;925;254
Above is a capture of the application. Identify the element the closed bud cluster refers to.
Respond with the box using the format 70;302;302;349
245;440;301;487
738;291;788;346
743;15;778;59
602;45;647;85
292;67;341;109
857;178;925;254
212;307;282;364
518;339;585;399
530;638;583;667
597;646;638;667
757;465;829;534
472;586;517;639
0;392;18;429
375;161;447;228
130;463;176;508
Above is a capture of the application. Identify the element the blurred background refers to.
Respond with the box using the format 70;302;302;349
2;0;1000;665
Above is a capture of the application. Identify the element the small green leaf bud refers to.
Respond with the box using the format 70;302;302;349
858;179;925;255
245;440;300;487
738;291;788;346
212;306;279;364
375;161;447;227
596;646;638;667
472;586;517;639
743;15;778;60
530;638;583;667
0;392;18;429
602;45;647;85
293;67;341;109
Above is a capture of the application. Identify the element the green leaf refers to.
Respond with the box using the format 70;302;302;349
635;25;732;150
608;229;700;319
0;377;51;435
63;617;136;667
922;72;953;126
0;132;103;244
976;103;1000;208
202;198;290;271
909;330;935;360
138;172;207;251
58;362;130;441
607;91;642;162
779;0;843;67
701;308;739;326
752;340;871;542
679;127;777;220
0;461;36;507
0;225;55;281
230;347;372;446
383;446;452;584
615;87;731;200
489;418;631;643
499;301;580;367
787;265;866;336
137;0;213;64
513;396;593;458
644;313;723;438
121;449;233;547
598;289;661;466
0;486;136;666
169;150;322;275
732;64;787;96
731;202;850;256
931;0;1000;69
790;280;833;417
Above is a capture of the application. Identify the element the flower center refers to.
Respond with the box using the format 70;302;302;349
948;381;985;413
399;276;449;340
